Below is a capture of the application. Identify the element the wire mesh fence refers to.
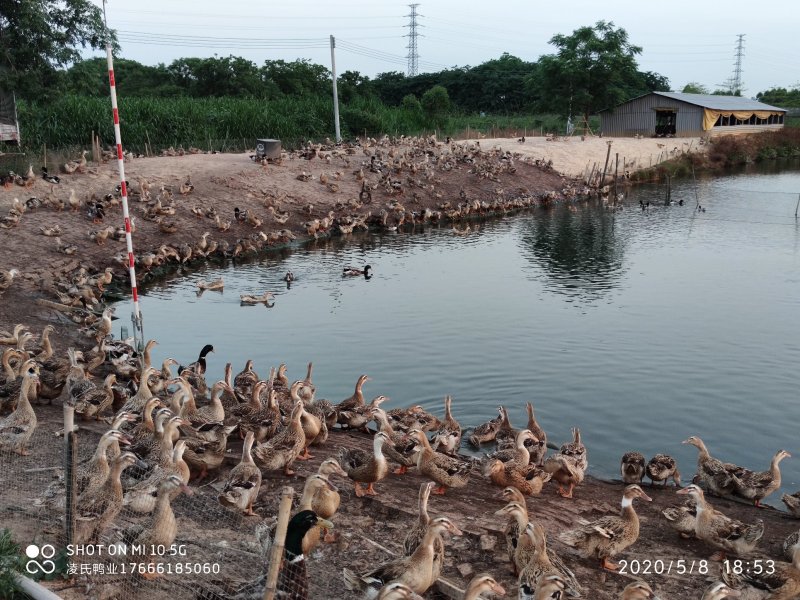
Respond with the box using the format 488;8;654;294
0;367;361;600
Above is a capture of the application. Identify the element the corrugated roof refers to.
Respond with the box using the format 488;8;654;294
652;92;786;112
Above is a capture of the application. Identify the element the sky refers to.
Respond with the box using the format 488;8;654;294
92;0;799;97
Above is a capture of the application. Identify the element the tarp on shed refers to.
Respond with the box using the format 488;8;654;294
702;108;783;130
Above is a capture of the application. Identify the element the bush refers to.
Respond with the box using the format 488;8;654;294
421;85;451;125
341;107;383;136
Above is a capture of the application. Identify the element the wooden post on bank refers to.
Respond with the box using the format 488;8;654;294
262;486;295;600
600;141;612;187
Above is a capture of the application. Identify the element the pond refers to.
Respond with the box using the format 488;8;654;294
124;163;800;502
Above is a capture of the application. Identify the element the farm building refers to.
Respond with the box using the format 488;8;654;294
599;92;786;138
0;90;20;144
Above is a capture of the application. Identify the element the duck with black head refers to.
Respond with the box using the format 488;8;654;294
179;344;214;376
342;264;372;279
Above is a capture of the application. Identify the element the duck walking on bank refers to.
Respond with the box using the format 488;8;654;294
559;484;652;571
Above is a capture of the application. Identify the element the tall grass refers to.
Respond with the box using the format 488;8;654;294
16;95;581;153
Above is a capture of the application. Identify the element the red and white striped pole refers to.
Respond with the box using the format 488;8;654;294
104;29;144;350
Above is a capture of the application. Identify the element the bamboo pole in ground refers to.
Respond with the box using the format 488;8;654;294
262;487;295;600
64;400;77;548
600;141;612;187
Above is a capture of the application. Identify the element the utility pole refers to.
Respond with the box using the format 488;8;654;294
731;34;745;95
330;35;341;143
404;4;421;76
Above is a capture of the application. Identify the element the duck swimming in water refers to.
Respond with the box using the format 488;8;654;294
343;265;372;279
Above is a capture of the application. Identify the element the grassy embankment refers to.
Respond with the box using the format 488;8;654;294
631;125;800;182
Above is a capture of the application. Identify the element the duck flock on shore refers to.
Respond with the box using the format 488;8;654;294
1;321;800;600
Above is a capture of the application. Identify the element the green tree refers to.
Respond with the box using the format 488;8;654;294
0;0;112;98
757;87;800;108
421;85;451;125
682;82;709;94
262;59;330;97
526;21;644;129
338;70;371;103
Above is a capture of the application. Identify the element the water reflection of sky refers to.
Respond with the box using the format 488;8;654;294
123;165;800;500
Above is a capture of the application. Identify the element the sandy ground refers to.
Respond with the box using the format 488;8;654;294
471;135;704;177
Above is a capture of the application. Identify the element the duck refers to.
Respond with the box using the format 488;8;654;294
123;475;192;580
0;324;27;346
524;402;547;465
621;452;646;484
74;373;117;420
338;430;390;497
375;583;425;600
676;484;764;559
409;428;471;495
404;482;439;557
240;291;275;305
179;176;194;195
343;264;372;279
468;407;504;447
661;498;697;538
179;344;214;375
496;486;528;567
297;392;327;459
334;373;370;418
39;225;61;237
252;400;306;476
119;367;159;414
277;510;334;600
495;406;518;451
298;474;339;555
558;484;652;570
645;454;681;486
484;455;551;496
233;382;281;443
520;572;567;600
124;440;190;513
217;430;262;516
343;516;462;597
283;271;295;284
730;449;791;507
723;540;800;600
233;359;260;400
337;395;385;432
41;166;60;184
517;521;582;598
311;458;348;542
74;452;139;544
430;395;461;455
182;422;236;481
488;428;538;465
543;454;584;500
463;574;506;600
494;502;539;573
700;582;742;600
0;363;39;455
372;408;416;475
682;436;738;497
782;491;800;517
0;269;20;292
196;278;224;292
620;581;659;599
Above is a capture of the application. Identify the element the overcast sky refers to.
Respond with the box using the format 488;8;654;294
94;0;798;98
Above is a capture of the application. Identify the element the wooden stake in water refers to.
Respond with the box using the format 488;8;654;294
665;174;671;206
692;164;700;208
613;152;619;200
795;193;799;218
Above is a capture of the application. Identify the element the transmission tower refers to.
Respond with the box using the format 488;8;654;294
730;34;745;95
404;4;422;76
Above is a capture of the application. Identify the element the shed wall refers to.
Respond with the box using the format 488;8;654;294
600;95;704;137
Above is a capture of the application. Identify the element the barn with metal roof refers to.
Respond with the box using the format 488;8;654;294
599;92;786;138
